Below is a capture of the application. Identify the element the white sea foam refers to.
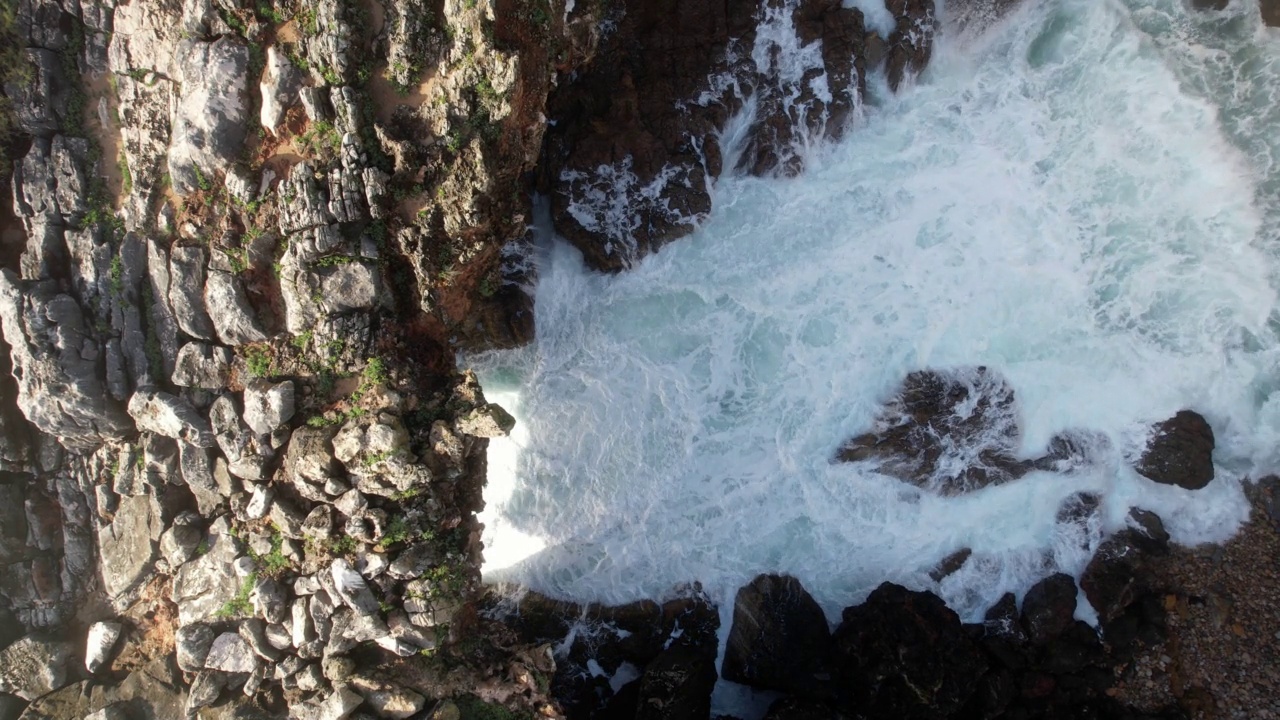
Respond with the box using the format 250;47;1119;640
469;0;1280;661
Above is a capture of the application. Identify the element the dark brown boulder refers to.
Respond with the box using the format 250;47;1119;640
634;644;718;720
981;592;1031;671
545;0;876;271
835;367;1033;495
1265;1;1280;26
831;582;987;719
1075;515;1167;622
737;0;869;176
1020;573;1077;645
885;0;936;91
721;574;832;697
1133;410;1214;490
929;548;973;582
1125;508;1170;556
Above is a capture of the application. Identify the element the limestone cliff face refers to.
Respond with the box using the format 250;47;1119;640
0;0;580;716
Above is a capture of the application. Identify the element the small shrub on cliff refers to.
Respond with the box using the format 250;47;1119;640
0;1;31;181
243;345;273;377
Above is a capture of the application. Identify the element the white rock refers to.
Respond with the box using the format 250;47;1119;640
204;632;258;674
85;621;124;673
329;558;380;615
243;379;296;436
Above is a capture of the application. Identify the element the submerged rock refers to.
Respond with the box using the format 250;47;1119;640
721;574;832;697
835;367;1032;494
1133;410;1215;490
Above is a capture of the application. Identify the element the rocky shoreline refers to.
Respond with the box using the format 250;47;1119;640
0;0;1278;718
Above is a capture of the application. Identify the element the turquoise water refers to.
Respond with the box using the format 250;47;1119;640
469;0;1280;630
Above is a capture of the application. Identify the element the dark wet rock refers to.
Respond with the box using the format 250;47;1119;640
835;367;1032;494
1021;573;1077;645
885;0;936;91
736;0;869;177
763;697;843;720
1034;430;1112;473
1040;620;1104;676
962;667;1016;720
1125;508;1170;555
831;582;986;718
635;645;717;720
1056;492;1101;527
1133;410;1214;490
722;574;832;697
546;0;871;271
929;548;973;582
544;0;737;272
981;593;1031;670
1081;529;1155;625
1263;0;1280;26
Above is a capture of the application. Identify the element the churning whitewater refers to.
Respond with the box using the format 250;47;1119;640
470;0;1280;624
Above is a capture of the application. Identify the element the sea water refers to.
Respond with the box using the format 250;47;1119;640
469;0;1280;649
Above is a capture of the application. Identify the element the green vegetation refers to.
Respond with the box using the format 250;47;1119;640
224;246;250;274
215;573;256;618
118;153;133;195
297;7;318;36
250;532;291;577
255;0;287;24
300;120;342;156
192;163;212;192
244;345;273;377
377;516;415;550
315;254;355;267
109;255;125;296
217;5;249;36
363;356;388;385
0;7;35;181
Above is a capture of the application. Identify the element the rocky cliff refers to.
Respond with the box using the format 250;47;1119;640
0;0;583;715
0;0;1274;718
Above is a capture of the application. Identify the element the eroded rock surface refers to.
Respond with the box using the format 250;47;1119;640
1133;410;1215;490
835;367;1032;494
